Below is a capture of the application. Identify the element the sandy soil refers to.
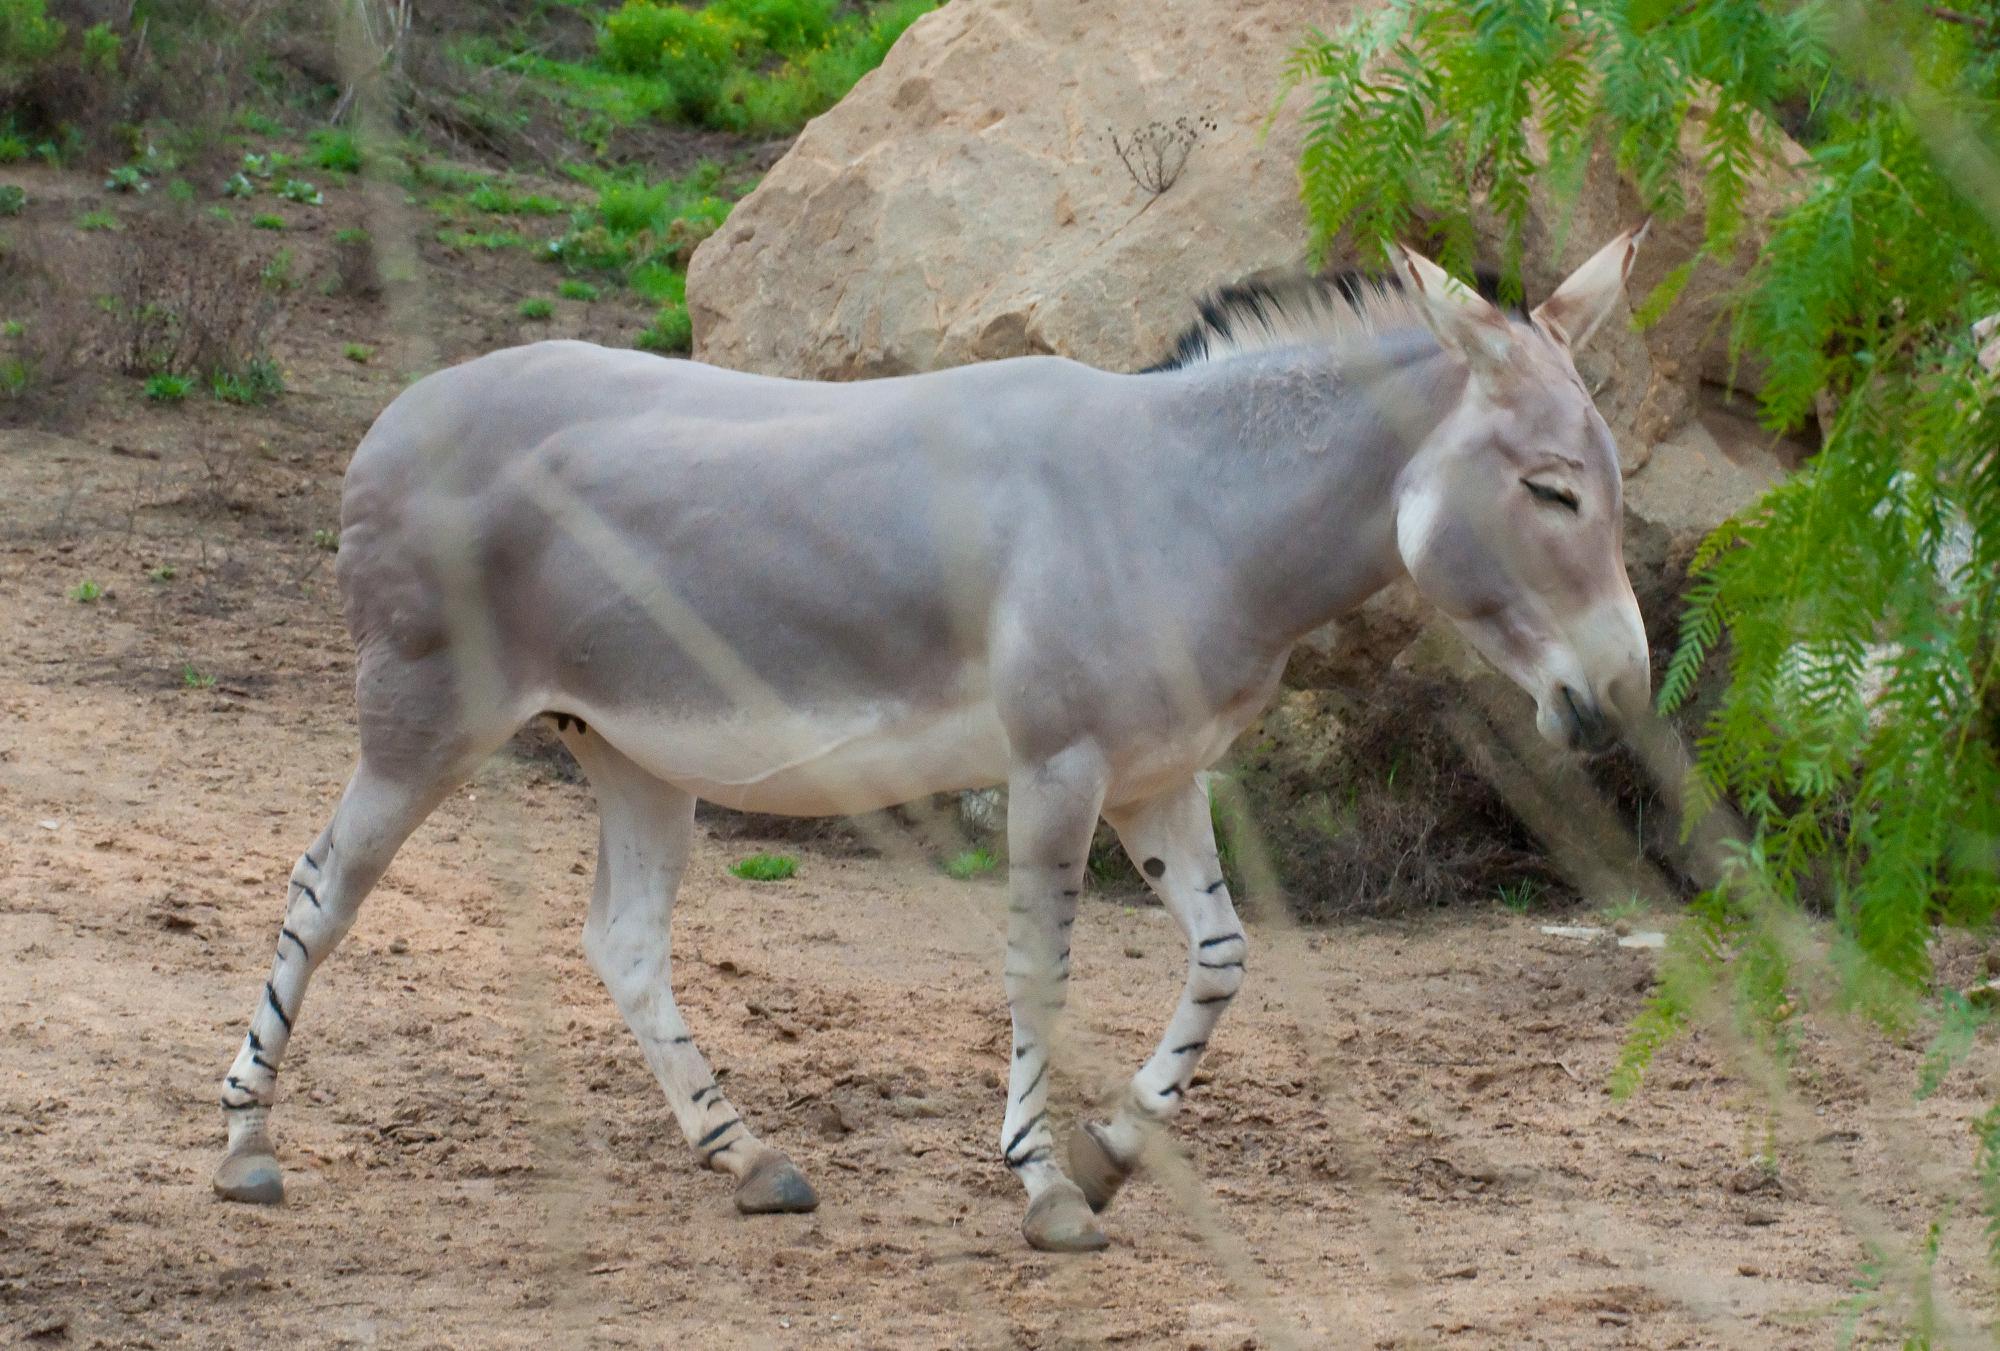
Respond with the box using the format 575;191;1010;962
2;160;1998;1351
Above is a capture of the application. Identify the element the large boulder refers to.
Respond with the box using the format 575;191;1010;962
688;0;1358;377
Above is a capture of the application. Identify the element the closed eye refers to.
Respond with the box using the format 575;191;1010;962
1523;479;1580;513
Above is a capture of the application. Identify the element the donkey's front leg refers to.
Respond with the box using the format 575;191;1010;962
1069;778;1247;1213
1000;746;1109;1252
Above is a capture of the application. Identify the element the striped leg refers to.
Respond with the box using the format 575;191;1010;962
1000;748;1109;1252
1069;778;1247;1213
215;760;443;1202
567;730;815;1215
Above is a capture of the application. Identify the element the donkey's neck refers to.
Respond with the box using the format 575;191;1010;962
1159;336;1459;651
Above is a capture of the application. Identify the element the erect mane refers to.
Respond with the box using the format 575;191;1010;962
1141;267;1512;373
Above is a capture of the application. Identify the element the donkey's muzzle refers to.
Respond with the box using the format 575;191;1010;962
1559;684;1616;755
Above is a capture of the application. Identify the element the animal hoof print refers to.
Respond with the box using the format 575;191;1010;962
1067;1123;1132;1214
1022;1180;1110;1253
735;1153;819;1215
213;1151;284;1205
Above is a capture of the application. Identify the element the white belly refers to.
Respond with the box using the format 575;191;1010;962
570;696;1012;816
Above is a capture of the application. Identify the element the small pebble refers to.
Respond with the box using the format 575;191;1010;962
1123;946;1144;959
389;936;409;954
1738;1262;1761;1277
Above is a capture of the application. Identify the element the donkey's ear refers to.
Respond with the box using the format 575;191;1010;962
1531;220;1649;352
1389;243;1516;376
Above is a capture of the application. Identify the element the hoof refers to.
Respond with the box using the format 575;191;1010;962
1022;1179;1110;1253
734;1152;819;1215
1067;1122;1134;1214
213;1151;284;1205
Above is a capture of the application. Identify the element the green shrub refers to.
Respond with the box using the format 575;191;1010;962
276;178;322;205
0;131;25;162
729;852;796;882
714;0;836;54
343;342;372;363
211;357;283;405
165;178;193;203
79;20;116;74
557;278;599;302
222;172;255;199
713;0;935;135
76;209;117;230
635;300;692;353
144;372;192;403
0;0;63;81
0;183;22;215
599;3;753;122
68;579;102;603
518;296;553;320
250;212;285;230
308;128;363;174
103;164;148;193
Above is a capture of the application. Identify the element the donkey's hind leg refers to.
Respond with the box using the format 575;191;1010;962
564;726;816;1215
214;648;519;1203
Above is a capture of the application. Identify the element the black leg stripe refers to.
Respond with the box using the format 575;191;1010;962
247;1029;263;1052
296;883;321;910
704;1139;737;1161
1203;879;1227;894
1198;933;1244;949
264;982;292;1031
1016;1060;1047;1103
1198;959;1245;971
1004;1111;1046;1159
669;1035;693;1045
220;1097;259;1111
280;927;310;960
1004;1147;1050;1170
1194;992;1235;1006
1014;1042;1032;1060
1172;1040;1207;1055
696;1118;740;1149
691;1084;718;1105
301;852;322;875
251;1055;277;1073
1161;1083;1184;1099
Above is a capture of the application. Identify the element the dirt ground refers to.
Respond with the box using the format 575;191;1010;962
3;159;1999;1349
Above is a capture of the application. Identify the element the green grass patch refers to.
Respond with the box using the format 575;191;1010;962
438;228;526;250
468;182;564;215
251;212;285;230
729;853;797;882
211;358;283;406
69;579;104;603
77;209;119;231
181;664;215;689
518;296;554;320
557;278;599;302
343;342;373;363
0;184;22;215
635;300;692;353
943;848;999;880
308;128;363;174
144;372;192;403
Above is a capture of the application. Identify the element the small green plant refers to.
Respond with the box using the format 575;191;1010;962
467;182;562;215
334;226;371;245
276;178;322;206
437;228;523;250
81;21;119;73
518;296;554;320
557;278;599;302
1497;881;1544;915
77;210;119;231
221;172;255;199
944;848;999;881
240;153;274;179
211;358;283;406
635;301;693;354
730;853;798;882
148;565;176;582
311;527;339;552
165;178;194;204
145;372;192;403
69;580;104;604
251;213;285;230
0;132;27;163
236;110;285;137
343;342;373;363
0;184;21;217
2;320;23;338
308;128;363;174
103;165;148;194
180;664;216;689
260;249;296;293
205;204;233;223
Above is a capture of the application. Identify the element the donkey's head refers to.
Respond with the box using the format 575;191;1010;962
1388;226;1651;753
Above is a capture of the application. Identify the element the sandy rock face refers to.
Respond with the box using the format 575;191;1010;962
688;0;1360;377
